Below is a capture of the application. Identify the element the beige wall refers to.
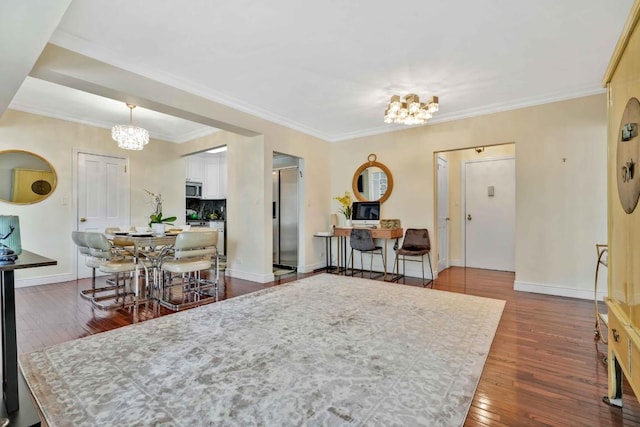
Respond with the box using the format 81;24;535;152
0;110;334;286
331;94;607;299
1;93;608;299
0;109;184;285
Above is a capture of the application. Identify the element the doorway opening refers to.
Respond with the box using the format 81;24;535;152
434;143;516;273
273;152;300;275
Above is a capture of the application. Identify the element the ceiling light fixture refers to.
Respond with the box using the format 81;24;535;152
384;94;439;125
112;103;149;150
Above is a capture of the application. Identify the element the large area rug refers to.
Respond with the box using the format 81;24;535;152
20;274;505;426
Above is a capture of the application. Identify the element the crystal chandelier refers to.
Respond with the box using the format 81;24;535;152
383;94;439;125
112;103;149;150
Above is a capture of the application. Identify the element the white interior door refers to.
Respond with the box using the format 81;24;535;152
76;152;129;278
464;158;515;271
436;156;450;272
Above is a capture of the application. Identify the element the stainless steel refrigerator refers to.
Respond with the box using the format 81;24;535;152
273;167;298;268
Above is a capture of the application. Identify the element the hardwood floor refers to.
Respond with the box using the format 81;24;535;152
12;267;640;426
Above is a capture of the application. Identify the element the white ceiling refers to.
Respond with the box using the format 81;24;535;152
3;0;634;143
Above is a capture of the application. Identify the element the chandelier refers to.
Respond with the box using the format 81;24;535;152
112;103;149;150
383;94;439;125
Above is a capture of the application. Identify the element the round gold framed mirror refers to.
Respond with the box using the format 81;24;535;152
0;150;57;204
352;154;394;203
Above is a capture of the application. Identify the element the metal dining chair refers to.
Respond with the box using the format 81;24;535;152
159;230;218;311
348;228;386;278
73;231;119;301
392;228;433;287
83;232;137;310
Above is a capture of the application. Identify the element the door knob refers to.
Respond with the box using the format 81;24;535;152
467;214;472;221
80;217;87;222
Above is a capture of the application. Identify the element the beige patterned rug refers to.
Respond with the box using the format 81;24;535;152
20;274;504;426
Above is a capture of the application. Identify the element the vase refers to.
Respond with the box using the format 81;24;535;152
151;223;166;235
0;215;21;255
345;219;352;227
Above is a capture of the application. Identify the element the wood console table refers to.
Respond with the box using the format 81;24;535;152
1;251;56;426
333;227;403;280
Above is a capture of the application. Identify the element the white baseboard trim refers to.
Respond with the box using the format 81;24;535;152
450;259;464;267
227;268;274;284
514;280;607;301
299;261;326;273
15;273;76;288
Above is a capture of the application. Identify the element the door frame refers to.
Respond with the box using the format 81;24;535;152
72;149;130;279
436;154;450;272
461;155;515;267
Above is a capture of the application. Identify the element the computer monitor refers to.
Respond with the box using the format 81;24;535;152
351;201;380;226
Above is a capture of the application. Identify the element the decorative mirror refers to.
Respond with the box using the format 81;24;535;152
352;154;394;203
0;150;57;205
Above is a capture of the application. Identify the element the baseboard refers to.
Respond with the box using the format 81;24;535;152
15;273;76;288
514;280;607;301
450;259;464;267
226;268;275;284
299;262;326;273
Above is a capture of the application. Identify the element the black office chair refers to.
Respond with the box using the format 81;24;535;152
393;228;433;287
349;228;386;278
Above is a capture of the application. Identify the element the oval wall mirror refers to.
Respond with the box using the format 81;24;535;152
352;154;394;203
0;150;57;204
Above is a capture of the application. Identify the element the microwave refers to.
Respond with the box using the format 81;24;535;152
186;181;203;198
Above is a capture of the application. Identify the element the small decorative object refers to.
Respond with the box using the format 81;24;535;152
333;191;353;226
0;216;21;265
145;189;177;227
380;219;401;229
0;215;21;254
616;97;640;214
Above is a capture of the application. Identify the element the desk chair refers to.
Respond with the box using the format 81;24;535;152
393;228;433;287
349;228;386;278
159;231;218;311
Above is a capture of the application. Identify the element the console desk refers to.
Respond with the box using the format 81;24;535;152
333;227;403;280
1;251;56;426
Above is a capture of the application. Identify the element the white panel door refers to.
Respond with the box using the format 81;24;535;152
77;152;129;278
436;156;449;272
465;158;515;271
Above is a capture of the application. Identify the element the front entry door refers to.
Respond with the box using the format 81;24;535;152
76;152;129;278
465;157;515;271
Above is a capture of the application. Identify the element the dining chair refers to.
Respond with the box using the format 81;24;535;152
83;232;137;310
392;228;433;287
159;230;218;311
348;228;385;278
72;231;116;301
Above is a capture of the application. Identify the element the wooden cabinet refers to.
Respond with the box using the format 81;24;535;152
186;156;204;182
604;0;640;407
202;153;227;199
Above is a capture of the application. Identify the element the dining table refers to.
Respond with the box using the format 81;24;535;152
109;233;177;315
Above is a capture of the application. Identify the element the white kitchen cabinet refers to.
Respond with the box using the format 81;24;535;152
186;155;204;182
202;153;227;199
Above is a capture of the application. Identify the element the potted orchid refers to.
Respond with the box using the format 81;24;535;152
145;190;177;232
334;191;353;226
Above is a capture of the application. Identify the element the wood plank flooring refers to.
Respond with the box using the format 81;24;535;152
12;267;640;426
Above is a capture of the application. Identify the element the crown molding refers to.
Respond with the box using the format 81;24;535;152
329;87;606;142
7;102;212;144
